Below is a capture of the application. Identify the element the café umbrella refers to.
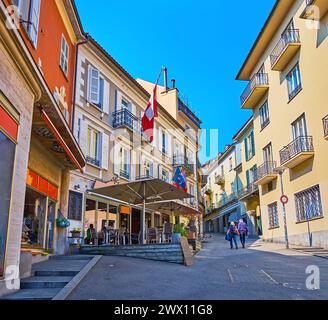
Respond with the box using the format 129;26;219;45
90;178;194;244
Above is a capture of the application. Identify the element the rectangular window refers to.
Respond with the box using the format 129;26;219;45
229;157;233;171
60;34;69;76
120;147;130;179
0;130;16;277
292;114;307;139
68;191;83;221
16;0;41;47
87;127;100;164
287;64;302;101
263;143;273;163
245;131;255;161
143;159;153;178
268;202;279;229
162;131;168;155
88;67;100;105
295;185;323;223
189;184;195;205
259;101;270;129
162;169;169;182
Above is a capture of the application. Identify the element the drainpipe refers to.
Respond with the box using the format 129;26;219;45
72;33;90;133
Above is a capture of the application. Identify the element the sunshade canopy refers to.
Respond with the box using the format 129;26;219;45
91;178;193;206
147;200;200;216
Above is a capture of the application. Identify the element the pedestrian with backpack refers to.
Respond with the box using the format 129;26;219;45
226;222;239;250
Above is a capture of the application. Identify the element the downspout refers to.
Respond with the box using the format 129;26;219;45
72;33;90;133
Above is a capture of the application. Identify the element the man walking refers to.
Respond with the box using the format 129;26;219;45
238;219;248;249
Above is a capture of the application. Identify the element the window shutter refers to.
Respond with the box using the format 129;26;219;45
126;149;131;179
99;78;104;109
167;133;172;157
131;150;136;180
113;141;120;176
246;170;250;186
251;131;255;157
244;137;249;161
80;118;88;155
88;67;100;104
116;90;122;111
102;133;109;170
101;79;110;114
97;133;102;164
28;0;41;47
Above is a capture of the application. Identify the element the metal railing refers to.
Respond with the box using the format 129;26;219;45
240;73;269;106
239;183;259;199
112;108;141;133
323;116;328;138
255;161;277;182
214;192;239;210
120;169;130;180
280;136;314;165
172;154;195;173
270;29;300;68
86;156;100;167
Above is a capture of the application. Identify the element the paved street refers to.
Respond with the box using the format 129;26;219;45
68;235;328;300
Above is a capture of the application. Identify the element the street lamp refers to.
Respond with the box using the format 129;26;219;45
274;166;289;249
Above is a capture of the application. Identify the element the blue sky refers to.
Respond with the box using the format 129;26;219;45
75;0;276;164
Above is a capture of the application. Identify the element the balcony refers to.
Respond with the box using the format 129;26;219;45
215;175;225;186
254;161;278;186
270;29;301;71
280;136;315;169
215;193;239;210
239;183;259;201
301;0;328;20
112;109;141;133
323;116;328;140
172;154;195;175
86;156;100;167
201;175;208;188
240;73;269;109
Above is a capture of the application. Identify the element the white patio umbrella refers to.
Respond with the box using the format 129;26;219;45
91;178;193;244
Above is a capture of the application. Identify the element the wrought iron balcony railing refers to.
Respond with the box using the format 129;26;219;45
86;156;100;167
120;169;130;180
239;183;259;200
112;108;141;133
280;136;314;166
270;29;301;68
323;116;328;139
255;161;277;182
172;154;195;174
240;73;269;107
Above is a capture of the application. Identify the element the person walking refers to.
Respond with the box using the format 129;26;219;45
238;219;248;249
226;222;239;250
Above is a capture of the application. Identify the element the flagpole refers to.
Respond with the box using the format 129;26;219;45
155;66;164;86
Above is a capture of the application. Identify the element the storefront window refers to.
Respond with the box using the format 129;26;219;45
0;131;16;277
22;188;48;248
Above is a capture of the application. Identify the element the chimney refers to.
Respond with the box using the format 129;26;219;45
171;79;176;89
163;67;168;91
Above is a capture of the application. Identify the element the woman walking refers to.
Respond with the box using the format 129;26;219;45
226;222;239;250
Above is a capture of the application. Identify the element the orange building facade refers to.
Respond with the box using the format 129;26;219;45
0;0;85;296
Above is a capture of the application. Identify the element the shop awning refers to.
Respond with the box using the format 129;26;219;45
91;178;193;244
91;178;193;205
146;200;200;216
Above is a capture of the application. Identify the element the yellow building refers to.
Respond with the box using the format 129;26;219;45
236;0;328;247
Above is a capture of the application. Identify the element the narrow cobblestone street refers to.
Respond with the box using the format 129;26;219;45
68;235;328;300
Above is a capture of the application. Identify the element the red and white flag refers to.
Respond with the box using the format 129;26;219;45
142;83;158;142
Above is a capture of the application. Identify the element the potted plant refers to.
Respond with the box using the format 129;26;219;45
70;228;81;238
173;223;188;243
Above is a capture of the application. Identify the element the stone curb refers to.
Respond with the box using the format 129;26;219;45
52;255;102;300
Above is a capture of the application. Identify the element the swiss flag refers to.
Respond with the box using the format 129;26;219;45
142;84;158;142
